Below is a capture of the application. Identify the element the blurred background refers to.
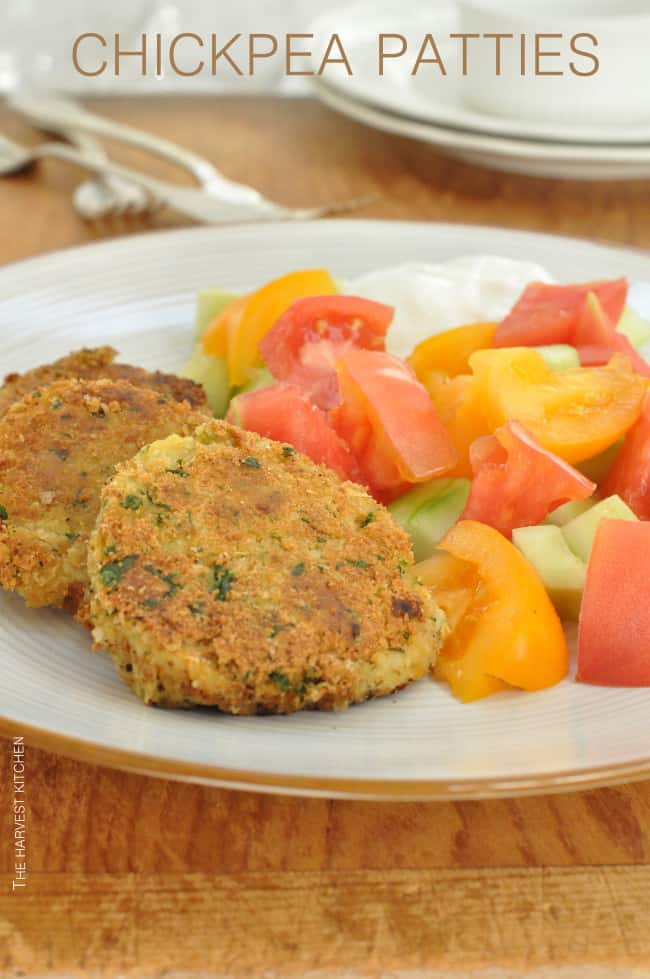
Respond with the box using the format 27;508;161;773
0;0;362;94
3;0;650;250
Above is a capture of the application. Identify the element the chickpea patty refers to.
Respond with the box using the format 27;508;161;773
0;346;208;418
87;420;447;714
0;379;209;612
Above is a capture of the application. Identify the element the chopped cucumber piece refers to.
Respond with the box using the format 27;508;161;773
641;338;650;364
389;478;470;562
513;524;586;620
576;439;623;484
531;344;580;372
233;367;274;397
617;305;650;350
180;347;230;418
194;289;237;342
562;494;637;564
544;499;594;527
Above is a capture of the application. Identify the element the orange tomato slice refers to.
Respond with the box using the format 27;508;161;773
469;347;646;464
414;520;568;701
409;321;496;379
225;269;336;387
202;294;248;358
422;372;490;478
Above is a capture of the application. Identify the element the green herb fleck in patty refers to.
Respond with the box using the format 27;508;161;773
0;504;7;521
294;667;323;695
166;461;189;478
268;670;291;693
291;563;305;577
50;447;69;462
209;564;235;601
121;494;142;511
268;667;322;696
144;564;182;597
99;554;139;589
70;487;88;509
241;456;261;469
281;445;296;457
269;622;295;638
359;512;375;528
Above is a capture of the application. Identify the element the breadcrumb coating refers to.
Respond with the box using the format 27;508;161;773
0;378;209;611
88;420;447;714
0;346;208;417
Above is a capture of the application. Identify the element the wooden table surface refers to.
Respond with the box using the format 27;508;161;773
1;96;650;978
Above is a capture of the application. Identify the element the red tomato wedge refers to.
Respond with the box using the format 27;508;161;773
495;278;628;348
573;291;650;375
330;348;457;503
227;382;361;483
578;520;650;686
259;295;393;409
461;421;596;538
601;391;650;517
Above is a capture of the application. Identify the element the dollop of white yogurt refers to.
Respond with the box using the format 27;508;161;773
346;256;554;359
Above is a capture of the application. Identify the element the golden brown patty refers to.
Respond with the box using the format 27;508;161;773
0;346;208;417
87;420;447;714
0;379;209;612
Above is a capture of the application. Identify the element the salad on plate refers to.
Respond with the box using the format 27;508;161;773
182;256;650;703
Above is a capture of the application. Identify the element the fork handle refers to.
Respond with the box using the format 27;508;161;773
30;141;284;224
7;93;266;207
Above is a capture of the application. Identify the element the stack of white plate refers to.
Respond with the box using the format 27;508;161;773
309;1;650;181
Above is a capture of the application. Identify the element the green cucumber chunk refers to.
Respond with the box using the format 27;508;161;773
562;494;637;564
388;478;470;562
544;499;594;527
227;369;275;426
180;347;230;418
617;305;650;350
194;289;237;342
233;366;274;397
531;344;580;372
575;438;623;484
513;524;586;620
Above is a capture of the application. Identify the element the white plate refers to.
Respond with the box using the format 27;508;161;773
310;1;650;146
1;221;650;800
315;81;650;181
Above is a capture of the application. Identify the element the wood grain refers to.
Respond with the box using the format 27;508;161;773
1;96;649;976
2;867;650;976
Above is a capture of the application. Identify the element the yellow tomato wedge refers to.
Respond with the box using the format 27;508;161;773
409;322;496;379
414;520;568;702
224;268;336;386
202;294;248;358
422;372;490;478
413;545;507;702
469;348;646;464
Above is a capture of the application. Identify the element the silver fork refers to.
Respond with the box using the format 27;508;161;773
65;129;154;220
7;93;373;218
0;134;372;224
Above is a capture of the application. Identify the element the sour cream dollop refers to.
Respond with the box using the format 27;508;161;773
346;256;554;359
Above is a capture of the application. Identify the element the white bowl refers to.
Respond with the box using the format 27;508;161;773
456;0;650;126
